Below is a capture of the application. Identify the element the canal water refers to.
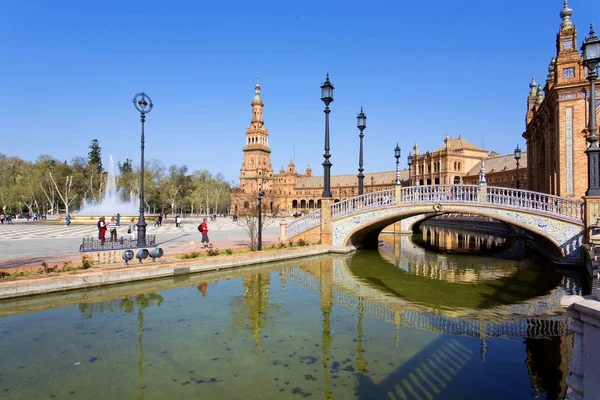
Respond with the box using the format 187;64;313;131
0;226;584;399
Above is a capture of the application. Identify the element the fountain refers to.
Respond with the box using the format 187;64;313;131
77;155;140;216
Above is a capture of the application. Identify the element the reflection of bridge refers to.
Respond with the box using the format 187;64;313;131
285;184;585;259
285;259;568;340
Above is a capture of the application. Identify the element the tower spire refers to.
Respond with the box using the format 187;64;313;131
560;0;573;29
529;75;538;97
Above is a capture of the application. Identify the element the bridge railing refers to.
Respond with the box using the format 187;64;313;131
331;189;396;218
400;184;479;203
286;209;321;239
486;187;583;221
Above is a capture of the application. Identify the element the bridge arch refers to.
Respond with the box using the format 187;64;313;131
336;204;581;260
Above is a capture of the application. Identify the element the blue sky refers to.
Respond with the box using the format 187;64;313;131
0;0;597;184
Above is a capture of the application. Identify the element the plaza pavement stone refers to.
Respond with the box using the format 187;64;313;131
0;217;288;271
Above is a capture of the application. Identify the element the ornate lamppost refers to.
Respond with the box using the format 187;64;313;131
132;92;153;246
514;144;522;189
257;190;264;251
320;74;334;198
394;144;401;186
357;107;367;195
370;176;375;192
407;152;413;186
582;25;600;196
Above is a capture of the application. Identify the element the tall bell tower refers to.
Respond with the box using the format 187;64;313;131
239;81;273;194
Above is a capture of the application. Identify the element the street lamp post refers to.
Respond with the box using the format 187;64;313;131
320;74;334;198
407;153;413;186
394;144;401;186
370;176;375;192
514;144;522;189
257;191;264;251
132;92;154;246
357;107;367;195
582;25;600;196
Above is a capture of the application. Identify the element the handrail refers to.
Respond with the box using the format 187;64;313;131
331;189;395;218
286;185;584;238
285;209;321;239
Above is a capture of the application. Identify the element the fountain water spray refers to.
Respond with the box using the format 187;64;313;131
78;155;140;215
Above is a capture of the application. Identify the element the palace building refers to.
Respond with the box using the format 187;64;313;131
232;82;527;216
523;1;599;199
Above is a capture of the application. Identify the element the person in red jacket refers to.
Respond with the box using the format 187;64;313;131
198;217;211;248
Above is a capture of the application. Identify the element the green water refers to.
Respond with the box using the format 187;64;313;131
0;234;582;399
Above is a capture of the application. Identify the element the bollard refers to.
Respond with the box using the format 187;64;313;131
149;248;164;262
136;249;150;264
122;250;134;266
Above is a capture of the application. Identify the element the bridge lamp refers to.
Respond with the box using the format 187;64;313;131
514;144;522;189
394;144;401;186
407;153;413;186
320;74;334;198
581;24;600;196
357;107;367;195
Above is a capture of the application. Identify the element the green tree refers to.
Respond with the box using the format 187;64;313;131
118;158;134;175
88;139;102;171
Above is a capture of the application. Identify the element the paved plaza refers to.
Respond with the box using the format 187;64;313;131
0;217;284;270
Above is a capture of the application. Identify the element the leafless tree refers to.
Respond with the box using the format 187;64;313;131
235;193;276;250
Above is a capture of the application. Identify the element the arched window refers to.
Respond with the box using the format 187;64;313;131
434;178;440;185
453;176;461;184
427;179;432;185
292;200;298;209
244;201;249;209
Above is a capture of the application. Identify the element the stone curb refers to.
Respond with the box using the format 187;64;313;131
0;246;332;300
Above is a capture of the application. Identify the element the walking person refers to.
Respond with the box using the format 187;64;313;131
65;214;71;226
175;215;181;228
116;213;121;227
109;216;117;242
128;218;137;241
198;217;211;248
99;217;107;246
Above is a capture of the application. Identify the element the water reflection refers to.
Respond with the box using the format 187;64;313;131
0;251;580;399
420;223;512;254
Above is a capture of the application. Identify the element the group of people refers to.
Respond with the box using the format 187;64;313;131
96;214;134;245
0;213;13;224
93;213;211;248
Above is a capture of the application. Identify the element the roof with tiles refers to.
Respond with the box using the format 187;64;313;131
466;153;528;176
295;170;410;188
434;135;487;153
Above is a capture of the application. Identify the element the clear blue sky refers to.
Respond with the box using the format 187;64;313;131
0;0;597;184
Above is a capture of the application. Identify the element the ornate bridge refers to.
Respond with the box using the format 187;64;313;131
284;184;585;260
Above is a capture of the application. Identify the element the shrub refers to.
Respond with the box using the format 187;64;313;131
225;248;233;255
81;257;94;269
288;240;294;247
207;248;220;256
278;242;287;249
179;251;202;259
0;271;10;279
297;238;308;247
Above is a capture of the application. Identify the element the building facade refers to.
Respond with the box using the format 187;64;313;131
523;1;599;199
409;135;489;186
233;84;527;216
